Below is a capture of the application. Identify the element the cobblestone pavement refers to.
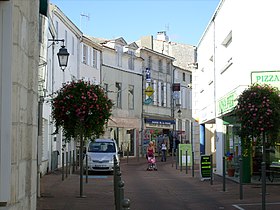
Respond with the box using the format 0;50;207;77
37;157;280;210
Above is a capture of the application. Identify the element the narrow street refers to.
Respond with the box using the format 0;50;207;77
120;157;280;210
37;157;280;210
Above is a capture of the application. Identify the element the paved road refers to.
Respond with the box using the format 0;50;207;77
37;157;280;210
121;157;280;210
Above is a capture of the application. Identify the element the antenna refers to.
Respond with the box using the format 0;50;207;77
80;13;90;32
165;23;170;32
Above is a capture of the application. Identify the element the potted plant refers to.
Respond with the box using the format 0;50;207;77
225;152;235;177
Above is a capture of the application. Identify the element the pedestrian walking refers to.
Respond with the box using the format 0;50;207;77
161;141;167;162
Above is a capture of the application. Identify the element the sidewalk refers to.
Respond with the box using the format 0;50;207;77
37;157;280;210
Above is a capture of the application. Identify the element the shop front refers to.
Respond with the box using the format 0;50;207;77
106;117;141;158
143;118;175;156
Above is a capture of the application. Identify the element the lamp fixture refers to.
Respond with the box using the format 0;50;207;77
48;39;70;71
57;45;69;71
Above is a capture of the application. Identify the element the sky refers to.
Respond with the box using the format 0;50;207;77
50;0;220;46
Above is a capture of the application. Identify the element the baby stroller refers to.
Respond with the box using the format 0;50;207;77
147;155;157;171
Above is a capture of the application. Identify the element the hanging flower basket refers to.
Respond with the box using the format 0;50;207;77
51;80;113;141
235;83;280;148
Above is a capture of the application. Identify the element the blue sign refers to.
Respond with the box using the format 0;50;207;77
145;118;175;125
146;68;151;82
144;97;153;104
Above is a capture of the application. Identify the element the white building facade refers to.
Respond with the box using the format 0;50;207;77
0;0;40;209
194;0;280;176
88;37;143;157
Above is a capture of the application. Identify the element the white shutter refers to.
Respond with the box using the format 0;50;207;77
158;81;161;106
153;80;157;105
163;82;167;107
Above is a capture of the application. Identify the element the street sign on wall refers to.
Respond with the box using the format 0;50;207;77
145;86;154;97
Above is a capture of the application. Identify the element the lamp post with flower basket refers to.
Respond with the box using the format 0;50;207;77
235;83;280;183
51;80;113;197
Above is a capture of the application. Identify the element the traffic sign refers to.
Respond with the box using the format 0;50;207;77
145;86;154;97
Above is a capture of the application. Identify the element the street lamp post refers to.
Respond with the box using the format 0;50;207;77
48;39;70;72
47;38;69;173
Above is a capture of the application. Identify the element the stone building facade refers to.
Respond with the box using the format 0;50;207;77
0;0;40;209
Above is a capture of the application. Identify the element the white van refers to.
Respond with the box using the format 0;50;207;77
84;139;119;173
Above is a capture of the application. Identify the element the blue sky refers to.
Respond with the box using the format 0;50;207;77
50;0;220;46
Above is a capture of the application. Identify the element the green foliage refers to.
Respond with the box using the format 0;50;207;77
51;80;113;141
235;83;280;147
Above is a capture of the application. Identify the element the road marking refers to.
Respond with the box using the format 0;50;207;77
83;175;108;179
233;202;280;209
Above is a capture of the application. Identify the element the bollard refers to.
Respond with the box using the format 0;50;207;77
62;152;65;181
192;151;194;177
175;149;178;169
261;161;266;210
68;151;72;175
172;148;174;167
117;180;125;210
115;170;122;210
85;154;88;183
126;146;129;164
186;151;188;174
222;156;226;192
239;158;243;200
114;155;120;207
122;198;130;210
72;150;75;173
66;151;68;178
180;150;182;172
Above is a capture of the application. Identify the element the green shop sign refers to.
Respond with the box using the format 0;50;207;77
217;91;237;116
251;71;280;89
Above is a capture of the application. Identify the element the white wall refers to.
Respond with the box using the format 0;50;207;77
195;0;280;175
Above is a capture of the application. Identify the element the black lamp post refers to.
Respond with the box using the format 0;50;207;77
48;39;69;71
57;45;69;71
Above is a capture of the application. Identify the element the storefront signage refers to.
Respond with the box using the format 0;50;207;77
145;118;175;125
251;71;280;89
217;91;237;116
200;155;211;179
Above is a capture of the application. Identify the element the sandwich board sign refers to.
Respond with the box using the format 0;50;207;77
200;155;211;180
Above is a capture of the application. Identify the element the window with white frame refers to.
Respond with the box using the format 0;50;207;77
116;46;122;67
222;31;232;48
64;30;67;47
128;51;134;70
183;72;186;81
128;85;134;109
92;48;97;68
159;59;163;72
148;56;152;70
158;81;162;106
104;83;108;97
83;44;88;64
116;82;122;108
153;80;157;105
161;82;166;107
71;36;74;55
166;62;171;74
55;21;58;37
